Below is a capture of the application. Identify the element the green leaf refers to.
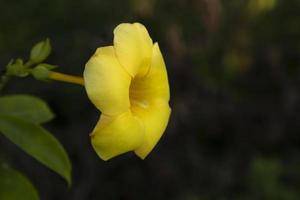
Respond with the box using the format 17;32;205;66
0;115;72;185
0;95;54;124
0;165;39;200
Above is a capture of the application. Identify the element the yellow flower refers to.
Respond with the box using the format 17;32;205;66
83;23;171;160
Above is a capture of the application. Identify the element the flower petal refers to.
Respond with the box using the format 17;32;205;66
91;111;144;161
113;23;153;77
133;101;171;159
130;42;170;104
131;43;171;159
84;46;131;116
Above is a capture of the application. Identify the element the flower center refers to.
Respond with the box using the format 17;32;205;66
129;77;149;110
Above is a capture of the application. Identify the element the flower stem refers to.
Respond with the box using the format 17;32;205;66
48;71;84;86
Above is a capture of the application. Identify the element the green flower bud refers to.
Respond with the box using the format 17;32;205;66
31;65;50;81
30;38;51;63
6;59;29;77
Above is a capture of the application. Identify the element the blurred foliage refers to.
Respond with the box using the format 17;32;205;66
235;157;300;200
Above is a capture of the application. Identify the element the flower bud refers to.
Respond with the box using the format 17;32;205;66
7;59;29;77
31;65;50;81
30;39;51;63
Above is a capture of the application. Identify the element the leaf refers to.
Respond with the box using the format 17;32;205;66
0;95;54;124
0;115;72;185
0;165;39;200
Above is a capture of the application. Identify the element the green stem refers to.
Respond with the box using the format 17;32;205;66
48;71;84;86
24;60;35;68
0;73;10;92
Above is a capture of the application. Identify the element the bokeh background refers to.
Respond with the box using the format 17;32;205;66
1;0;300;199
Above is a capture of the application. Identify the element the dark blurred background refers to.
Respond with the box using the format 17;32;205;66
1;0;300;199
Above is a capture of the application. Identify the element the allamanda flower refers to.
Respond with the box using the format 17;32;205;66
83;23;171;160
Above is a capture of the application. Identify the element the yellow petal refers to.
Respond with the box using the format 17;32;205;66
84;46;131;116
130;42;171;159
113;23;153;77
130;42;170;104
91;111;144;161
133;101;171;159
